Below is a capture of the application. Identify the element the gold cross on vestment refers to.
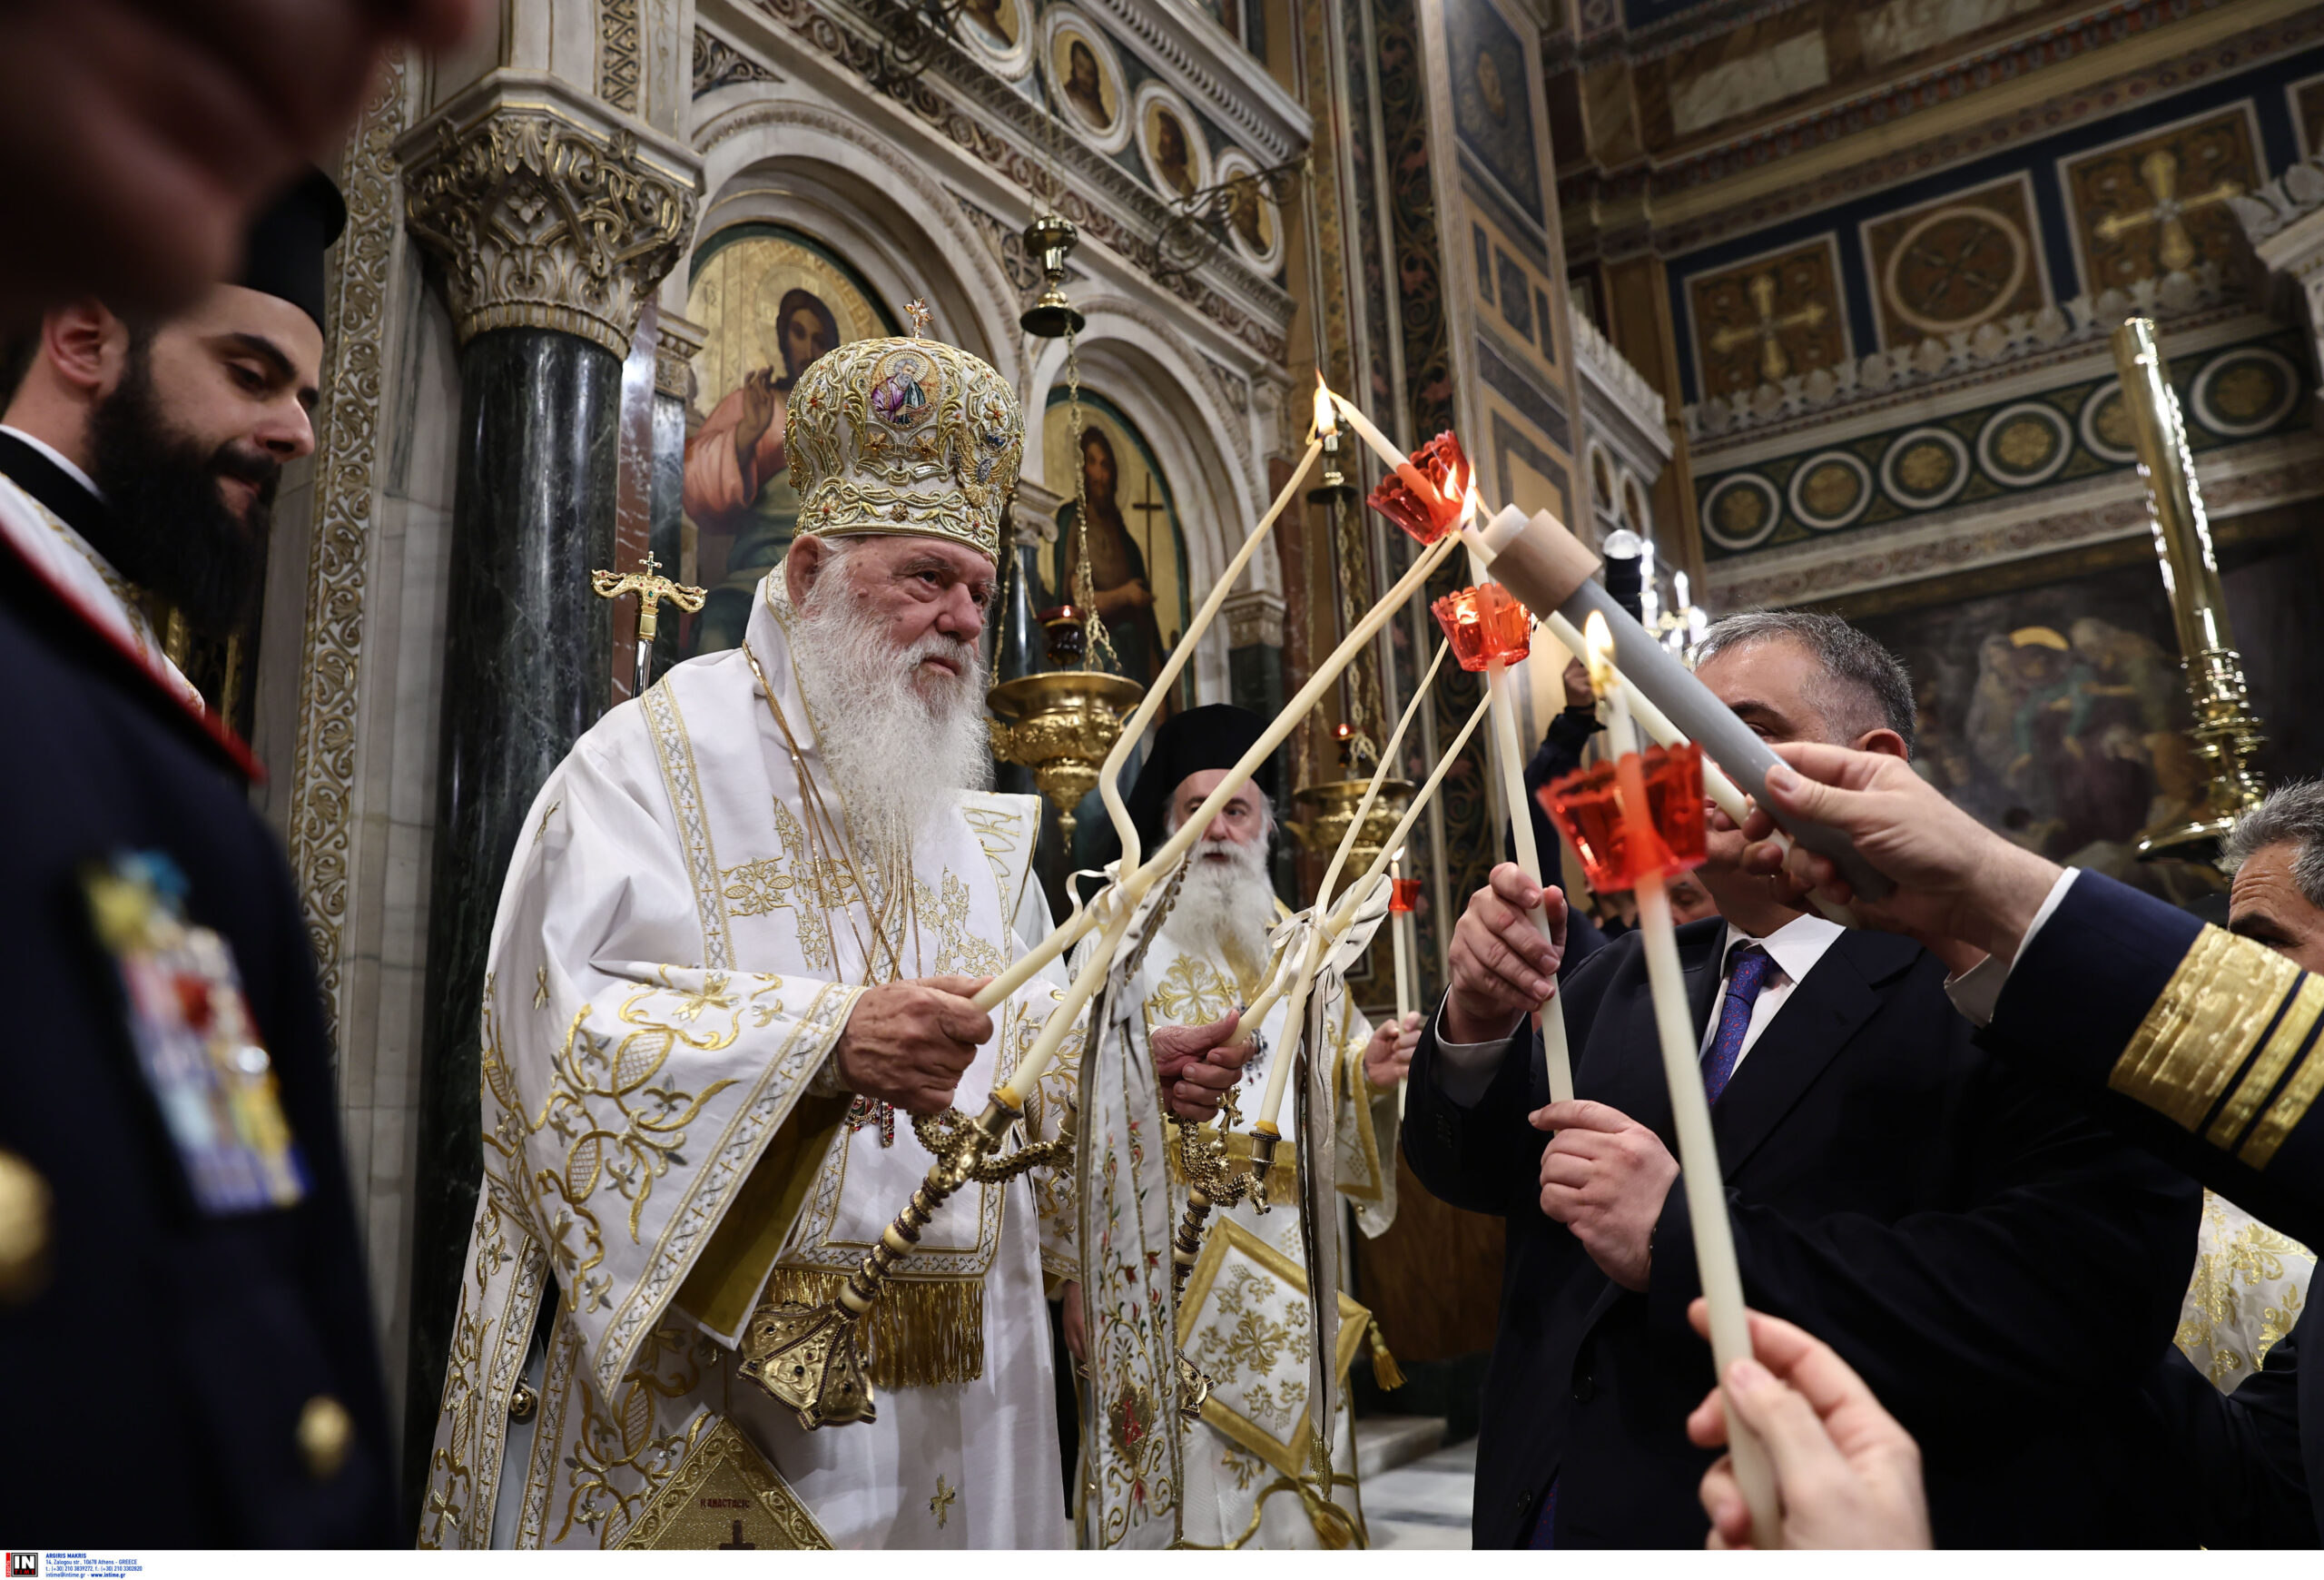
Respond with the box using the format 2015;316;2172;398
2093;148;2242;275
930;1476;956;1528
1709;270;1828;385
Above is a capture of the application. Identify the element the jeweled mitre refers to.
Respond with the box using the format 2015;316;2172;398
784;319;1022;562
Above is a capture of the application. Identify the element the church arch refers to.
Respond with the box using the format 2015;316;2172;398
1027;302;1273;708
690;100;1028;390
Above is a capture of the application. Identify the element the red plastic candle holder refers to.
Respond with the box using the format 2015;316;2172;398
1538;743;1708;893
1390;877;1423;914
1365;430;1471;544
1430;583;1532;671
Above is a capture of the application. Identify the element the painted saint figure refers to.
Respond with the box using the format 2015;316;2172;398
1057;425;1168;692
683;286;842;652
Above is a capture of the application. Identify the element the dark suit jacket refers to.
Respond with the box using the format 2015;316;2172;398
0;442;397;1544
1981;868;2324;1543
1403;917;2201;1548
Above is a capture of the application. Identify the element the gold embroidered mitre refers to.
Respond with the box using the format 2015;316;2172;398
783;302;1021;562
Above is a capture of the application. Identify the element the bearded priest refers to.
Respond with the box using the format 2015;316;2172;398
419;316;1237;1551
1119;706;1422;1548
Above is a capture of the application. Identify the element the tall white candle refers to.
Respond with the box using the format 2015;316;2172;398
1390;851;1414;1022
1585;612;1779;1550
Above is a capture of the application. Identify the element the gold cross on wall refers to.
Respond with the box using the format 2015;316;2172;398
2093;149;2243;274
1709;270;1829;385
930;1476;956;1528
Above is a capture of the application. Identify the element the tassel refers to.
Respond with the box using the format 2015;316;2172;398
1368;1318;1406;1390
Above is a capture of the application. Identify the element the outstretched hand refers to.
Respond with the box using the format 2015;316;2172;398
1150;1011;1252;1123
1738;744;2061;963
1685;1300;1930;1551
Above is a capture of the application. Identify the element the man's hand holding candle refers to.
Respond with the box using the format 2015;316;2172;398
1528;1099;1677;1291
833;975;995;1115
1363;1011;1423;1090
1443;863;1570;1044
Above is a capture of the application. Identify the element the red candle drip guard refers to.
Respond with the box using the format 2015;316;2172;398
1365;431;1471;544
1389;877;1423;913
1540;743;1708;893
1430;583;1532;671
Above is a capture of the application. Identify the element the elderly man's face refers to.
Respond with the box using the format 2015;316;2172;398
785;533;995;700
1172;769;1267;861
2230;842;2324;974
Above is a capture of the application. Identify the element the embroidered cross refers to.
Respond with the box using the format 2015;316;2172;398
717;1518;755;1549
930;1476;955;1528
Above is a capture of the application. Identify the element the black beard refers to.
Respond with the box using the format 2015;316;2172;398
84;346;277;637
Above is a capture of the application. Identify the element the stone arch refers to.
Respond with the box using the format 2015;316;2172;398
688;98;1028;392
1026;299;1273;706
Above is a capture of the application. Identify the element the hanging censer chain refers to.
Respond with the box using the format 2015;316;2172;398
1064;319;1120;676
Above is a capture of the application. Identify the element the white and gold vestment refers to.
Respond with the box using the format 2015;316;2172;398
1132;911;1402;1547
419;574;1079;1550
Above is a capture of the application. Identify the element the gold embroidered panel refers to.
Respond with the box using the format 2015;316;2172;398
1177;1217;1373;1480
2175;1190;2312;1394
614;1415;832;1548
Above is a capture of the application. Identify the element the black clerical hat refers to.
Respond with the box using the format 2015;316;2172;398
236;167;347;332
1118;703;1279;862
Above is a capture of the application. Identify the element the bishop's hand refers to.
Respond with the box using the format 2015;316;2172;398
832;974;993;1117
1150;1011;1250;1123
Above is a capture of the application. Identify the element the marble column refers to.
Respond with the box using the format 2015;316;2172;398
393;77;697;1501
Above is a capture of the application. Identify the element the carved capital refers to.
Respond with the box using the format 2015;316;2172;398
654;310;706;403
1223;588;1285;649
398;74;701;360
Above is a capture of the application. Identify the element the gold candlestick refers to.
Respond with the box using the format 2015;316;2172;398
2109;317;2268;860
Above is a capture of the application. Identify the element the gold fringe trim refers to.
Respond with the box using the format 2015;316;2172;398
761;1269;984;1388
1367;1319;1405;1391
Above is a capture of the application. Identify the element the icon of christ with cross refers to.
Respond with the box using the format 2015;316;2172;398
1058;420;1170;693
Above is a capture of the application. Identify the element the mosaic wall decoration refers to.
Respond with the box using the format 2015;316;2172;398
1696;330;2311;558
1445;0;1543;223
1688;238;1847;400
1862;175;2048;349
2063;106;2261;290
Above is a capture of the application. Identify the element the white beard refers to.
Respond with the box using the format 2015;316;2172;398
1160;831;1276;972
789;570;993;859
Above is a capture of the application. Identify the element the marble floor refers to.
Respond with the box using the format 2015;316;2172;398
1362;1434;1477;1549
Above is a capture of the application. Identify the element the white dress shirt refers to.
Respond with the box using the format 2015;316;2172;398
1432;907;1846;1105
1941;866;2083;1025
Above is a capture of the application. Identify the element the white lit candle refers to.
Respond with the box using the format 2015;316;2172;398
1582;611;1778;1551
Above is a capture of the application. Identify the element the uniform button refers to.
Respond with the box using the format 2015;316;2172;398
0;1150;52;1302
1572;1370;1596;1403
509;1381;539;1423
299;1395;354;1481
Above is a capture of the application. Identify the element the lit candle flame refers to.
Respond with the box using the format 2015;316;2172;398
1313;372;1338;439
1584;608;1618;695
1458;469;1479;526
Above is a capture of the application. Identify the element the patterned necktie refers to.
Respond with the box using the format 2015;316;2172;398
1701;945;1773;1104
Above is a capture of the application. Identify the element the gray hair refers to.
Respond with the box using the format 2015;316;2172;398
1697;610;1916;755
2225;779;2324;908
